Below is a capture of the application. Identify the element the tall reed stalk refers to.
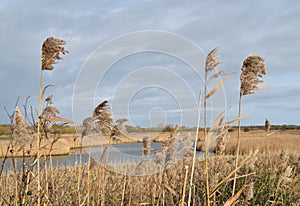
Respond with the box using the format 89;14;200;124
232;54;267;195
189;48;231;206
203;48;231;205
187;89;202;206
36;69;43;205
203;48;221;206
37;37;68;205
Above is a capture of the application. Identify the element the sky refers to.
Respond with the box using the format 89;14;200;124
0;0;300;127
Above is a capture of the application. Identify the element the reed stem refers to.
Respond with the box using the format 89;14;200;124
188;89;202;206
37;68;43;206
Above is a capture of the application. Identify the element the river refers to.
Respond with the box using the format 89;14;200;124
1;142;204;173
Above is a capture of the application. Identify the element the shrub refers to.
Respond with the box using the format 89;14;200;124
243;127;250;132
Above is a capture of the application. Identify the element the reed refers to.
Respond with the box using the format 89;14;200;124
188;89;202;206
142;136;151;156
232;54;267;195
37;37;68;205
265;119;271;133
202;48;231;205
0;151;299;205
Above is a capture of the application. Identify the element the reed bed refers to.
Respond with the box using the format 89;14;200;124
0;151;299;205
225;130;300;155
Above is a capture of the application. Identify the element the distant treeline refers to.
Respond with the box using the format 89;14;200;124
1;124;299;137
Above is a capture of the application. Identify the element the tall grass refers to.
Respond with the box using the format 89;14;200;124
202;48;232;205
232;54;267;195
37;37;68;205
188;89;202;206
0;151;299;205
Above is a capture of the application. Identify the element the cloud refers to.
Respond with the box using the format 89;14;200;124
0;0;299;126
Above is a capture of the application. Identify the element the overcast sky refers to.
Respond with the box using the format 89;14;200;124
0;0;299;127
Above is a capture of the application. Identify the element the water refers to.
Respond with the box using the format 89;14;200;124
0;142;203;172
0;143;162;172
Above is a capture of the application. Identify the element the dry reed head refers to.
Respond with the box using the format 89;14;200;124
114;118;128;135
93;100;109;117
82;117;96;137
94;101;114;135
12;107;31;150
41;37;68;71
82;101;115;137
265;119;271;132
39;96;62;138
142;136;151;155
45;95;53;104
215;127;229;155
41;106;60;118
240;54;267;96
205;48;222;79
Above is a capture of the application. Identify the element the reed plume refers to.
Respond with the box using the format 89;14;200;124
40;96;61;139
82;117;96;137
205;48;222;77
41;37;69;71
215;127;229;156
45;94;53;104
114;118;128;136
12;107;31;152
265;118;271;132
37;37;69;206
93;100;114;135
240;55;267;96
82;100;115;137
202;48;231;206
142;136;151;156
233;54;267;195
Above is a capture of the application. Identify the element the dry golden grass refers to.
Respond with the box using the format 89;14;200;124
0;150;299;205
195;129;300;154
225;129;300;154
0;133;136;157
1;129;299;158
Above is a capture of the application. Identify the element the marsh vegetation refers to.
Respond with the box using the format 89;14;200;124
0;38;299;206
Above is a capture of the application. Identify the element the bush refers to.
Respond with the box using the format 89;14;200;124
162;124;174;132
243;127;250;132
228;128;234;132
0;125;11;136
